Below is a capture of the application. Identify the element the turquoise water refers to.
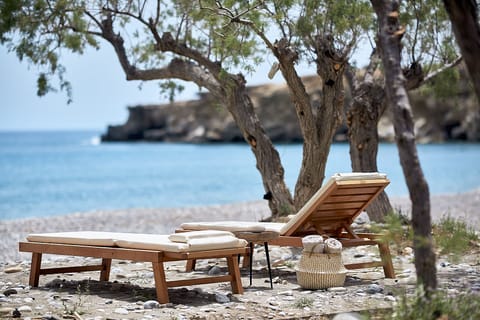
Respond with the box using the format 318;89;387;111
1;131;479;220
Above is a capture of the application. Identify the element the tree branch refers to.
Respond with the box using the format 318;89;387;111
407;56;462;90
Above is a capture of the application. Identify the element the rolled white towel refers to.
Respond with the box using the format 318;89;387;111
168;230;235;243
324;238;342;254
302;235;324;253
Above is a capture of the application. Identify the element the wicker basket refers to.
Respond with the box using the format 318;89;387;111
296;253;347;289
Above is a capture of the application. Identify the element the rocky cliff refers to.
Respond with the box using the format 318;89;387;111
102;74;480;143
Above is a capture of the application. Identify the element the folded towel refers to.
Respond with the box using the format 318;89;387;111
324;238;342;254
168;230;235;243
302;235;324;253
116;234;247;252
180;221;267;232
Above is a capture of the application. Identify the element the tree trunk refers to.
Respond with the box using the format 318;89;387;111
102;22;295;218
346;53;393;222
371;0;437;292
443;0;480;140
223;74;295;217
273;38;342;210
443;0;480;102
288;35;344;210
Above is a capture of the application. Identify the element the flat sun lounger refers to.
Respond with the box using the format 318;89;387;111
177;172;395;278
19;231;248;303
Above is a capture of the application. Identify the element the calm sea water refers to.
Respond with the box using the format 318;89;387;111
1;131;479;220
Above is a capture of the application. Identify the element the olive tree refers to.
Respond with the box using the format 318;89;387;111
346;0;461;221
199;0;377;211
371;0;437;293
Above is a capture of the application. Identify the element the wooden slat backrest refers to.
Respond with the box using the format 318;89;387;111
284;178;389;237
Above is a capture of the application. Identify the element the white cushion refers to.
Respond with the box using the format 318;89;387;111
26;231;120;247
180;221;267;232
168;230;235;243
26;231;247;253
332;172;387;181
115;234;247;252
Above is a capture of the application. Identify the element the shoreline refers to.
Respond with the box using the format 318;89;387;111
2;189;479;264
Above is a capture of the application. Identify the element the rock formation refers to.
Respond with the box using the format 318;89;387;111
102;73;480;143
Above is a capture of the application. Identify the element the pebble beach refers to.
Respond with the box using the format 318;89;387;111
1;190;480;319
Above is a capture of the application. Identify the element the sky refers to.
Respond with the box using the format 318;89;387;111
0;41;370;132
0;44;290;131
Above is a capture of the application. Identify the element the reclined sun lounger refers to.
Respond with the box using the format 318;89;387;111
19;230;248;303
177;172;395;278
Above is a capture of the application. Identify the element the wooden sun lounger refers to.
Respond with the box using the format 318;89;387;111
177;173;395;279
19;241;247;304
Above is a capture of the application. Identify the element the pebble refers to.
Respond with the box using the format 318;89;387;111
278;290;293;296
12;308;21;317
328;286;347;293
0;307;14;315
366;284;383;294
114;307;129;315
3;288;18;296
266;297;279;306
215;292;230;303
332;312;364;320
23;297;34;303
3;266;23;274
18;305;32;313
208;266;222;275
143;300;160;309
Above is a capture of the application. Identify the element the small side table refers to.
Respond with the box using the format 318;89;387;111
234;230;280;289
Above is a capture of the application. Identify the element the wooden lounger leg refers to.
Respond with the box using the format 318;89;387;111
29;252;42;287
100;258;112;281
152;262;169;304
241;252;250;269
226;255;243;294
185;259;196;272
378;242;395;278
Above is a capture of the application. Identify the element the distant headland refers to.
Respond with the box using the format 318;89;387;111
102;74;480;143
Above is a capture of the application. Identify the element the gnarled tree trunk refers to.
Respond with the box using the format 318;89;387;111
443;0;480;140
346;53;393;222
443;0;480;101
273;38;343;210
222;74;295;216
101;20;295;218
371;0;437;292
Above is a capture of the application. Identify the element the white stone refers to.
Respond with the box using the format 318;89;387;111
114;307;129;315
332;312;364;320
277;290;293;296
215;292;230;303
18;305;32;312
143;300;160;309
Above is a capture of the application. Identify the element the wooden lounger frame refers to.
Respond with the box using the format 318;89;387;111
19;241;247;304
179;177;395;279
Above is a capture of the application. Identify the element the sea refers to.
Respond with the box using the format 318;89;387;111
1;130;479;220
